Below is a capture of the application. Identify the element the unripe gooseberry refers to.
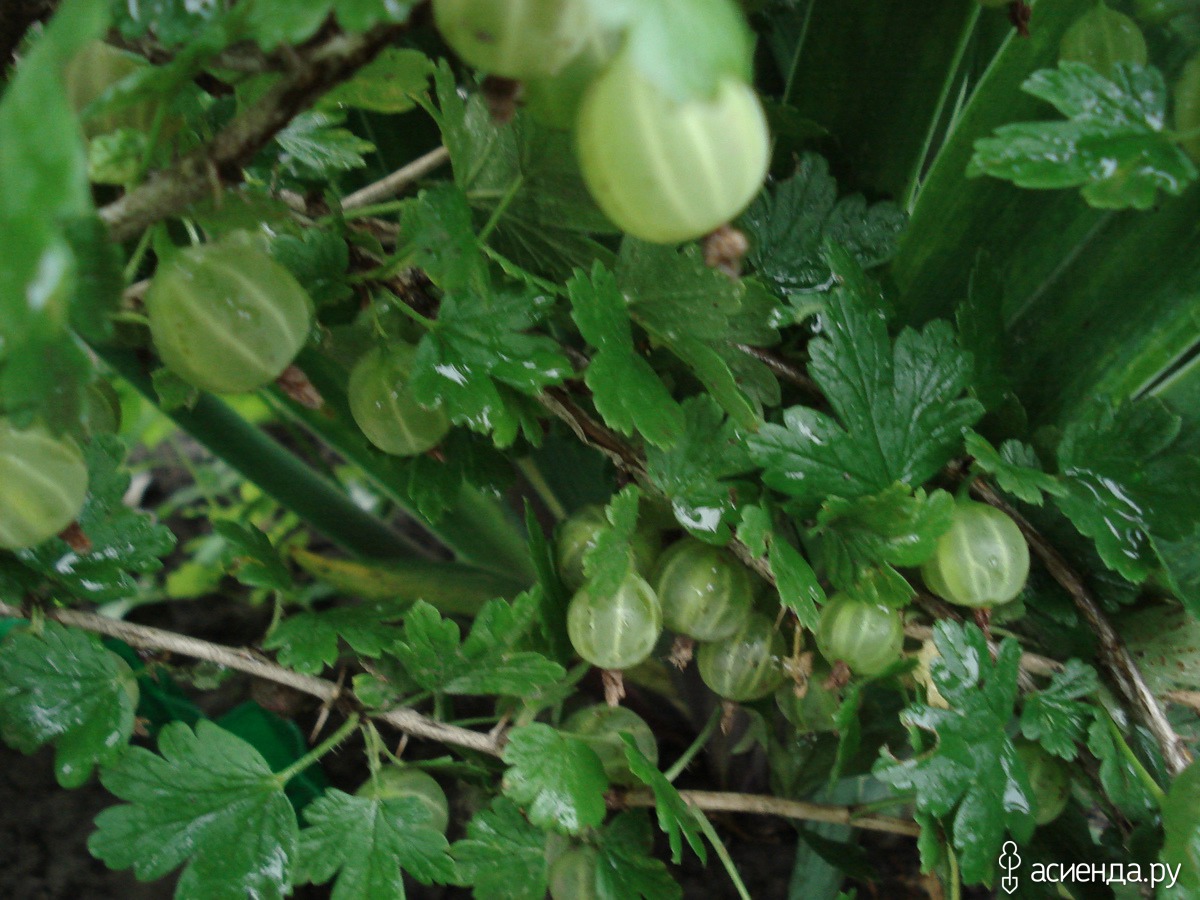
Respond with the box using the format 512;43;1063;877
561;704;658;785
548;846;600;900
145;241;314;394
348;344;451;457
0;419;89;551
65;41;157;138
1059;5;1147;79
575;51;770;244
775;663;839;733
84;380;122;436
523;27;616;130
815;595;904;677
1174;53;1200;162
555;504;660;594
432;0;592;80
920;500;1029;609
356;766;450;833
697;613;787;702
567;572;663;670
1015;741;1071;825
652;539;753;642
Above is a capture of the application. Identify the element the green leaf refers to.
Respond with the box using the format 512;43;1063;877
619;239;776;430
113;0;230;46
622;734;707;865
86;128;148;184
398;183;489;295
1156;532;1200;618
89;720;298;900
214;520;292;592
736;505;771;559
874;621;1033;885
0;0;108;428
243;0;414;48
1019;660;1099;761
1055;398;1200;582
812;485;954;605
501;723;608;835
768;538;824;632
296;789;456;899
274;111;375;181
581;485;641;599
393;596;566;696
740;153;906;298
749;254;983;509
320;47;431;114
271;230;352;307
1162;761;1200;895
568;264;685;448
0;622;137;788
969;62;1196;210
594;812;682;900
16;436;176;602
965;432;1064;506
264;600;409;675
430;65;614;282
1085;716;1157;821
645;396;754;544
582;0;753;101
451;798;549;900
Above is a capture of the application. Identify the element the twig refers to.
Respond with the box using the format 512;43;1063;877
618;789;921;838
969;480;1193;776
341;146;451;210
99;24;407;244
733;343;821;400
1;600;923;836
0;600;503;756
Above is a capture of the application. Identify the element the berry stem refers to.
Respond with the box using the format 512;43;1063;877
665;706;722;783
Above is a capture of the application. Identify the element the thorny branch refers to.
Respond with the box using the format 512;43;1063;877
99;23;408;244
968;480;1193;776
0;600;922;837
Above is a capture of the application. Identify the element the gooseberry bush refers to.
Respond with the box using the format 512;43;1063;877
5;0;1200;897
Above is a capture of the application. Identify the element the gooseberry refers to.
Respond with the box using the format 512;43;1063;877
356;765;450;833
697;612;786;702
652;539;752;642
555;504;659;594
1174;53;1200;162
775;663;840;732
815;595;904;677
65;41;157;138
920;500;1029;609
548;846;599;900
1015;741;1071;825
0;419;89;551
575;51;770;244
432;0;592;80
348;344;451;457
566;572;663;670
561;704;657;785
1059;5;1147;78
145;241;314;394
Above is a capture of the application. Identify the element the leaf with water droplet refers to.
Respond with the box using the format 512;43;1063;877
0;621;138;788
969;62;1196;210
89;720;298;899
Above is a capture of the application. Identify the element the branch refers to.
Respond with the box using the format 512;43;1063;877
0;600;503;756
99;23;407;243
341;145;450;210
969;480;1193;777
3;600;922;837
618;789;921;838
